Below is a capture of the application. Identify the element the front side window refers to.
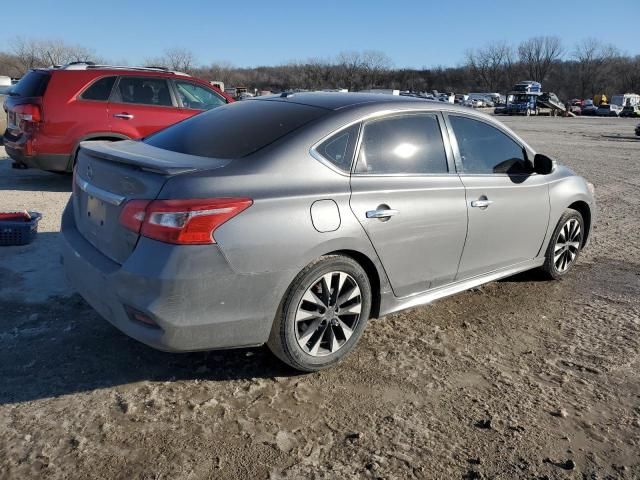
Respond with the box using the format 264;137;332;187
175;81;226;110
355;114;448;174
315;123;360;171
80;76;116;101
449;116;530;174
116;77;173;107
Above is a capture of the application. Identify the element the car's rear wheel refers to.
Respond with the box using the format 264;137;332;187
267;255;372;371
541;208;584;279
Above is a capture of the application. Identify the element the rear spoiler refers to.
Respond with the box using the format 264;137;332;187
79;140;231;175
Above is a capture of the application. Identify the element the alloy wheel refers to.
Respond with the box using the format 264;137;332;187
554;218;582;272
294;271;362;356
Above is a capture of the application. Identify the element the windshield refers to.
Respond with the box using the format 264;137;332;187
610;95;624;106
144;99;328;159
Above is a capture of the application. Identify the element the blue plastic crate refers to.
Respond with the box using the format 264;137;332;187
0;212;42;246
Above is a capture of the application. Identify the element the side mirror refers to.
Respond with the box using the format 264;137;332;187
534;153;555;175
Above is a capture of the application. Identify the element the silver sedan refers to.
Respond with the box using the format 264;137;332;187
61;93;595;371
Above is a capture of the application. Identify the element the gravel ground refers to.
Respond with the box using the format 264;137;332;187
0;116;639;480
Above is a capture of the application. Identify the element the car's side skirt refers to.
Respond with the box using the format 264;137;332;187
380;258;546;316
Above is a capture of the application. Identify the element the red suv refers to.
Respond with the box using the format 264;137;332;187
2;63;233;172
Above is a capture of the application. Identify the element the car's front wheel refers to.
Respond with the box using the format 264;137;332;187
541;208;584;279
268;255;372;371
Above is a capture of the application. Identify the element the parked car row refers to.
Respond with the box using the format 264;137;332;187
2;62;233;172
573;93;640;117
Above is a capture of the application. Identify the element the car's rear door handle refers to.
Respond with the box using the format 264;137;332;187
471;199;493;208
113;113;134;120
366;208;399;219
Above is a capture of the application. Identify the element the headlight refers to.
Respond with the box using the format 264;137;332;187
587;181;595;197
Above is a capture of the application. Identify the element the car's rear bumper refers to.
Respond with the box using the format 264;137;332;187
3;134;70;171
60;201;292;352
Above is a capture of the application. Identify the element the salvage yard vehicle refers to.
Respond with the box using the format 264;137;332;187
569;99;583;115
2;63;233;173
596;103;622;117
610;93;640;109
61;92;595;371
620;105;640;117
581;100;598;116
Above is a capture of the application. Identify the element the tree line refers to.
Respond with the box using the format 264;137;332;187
1;35;638;100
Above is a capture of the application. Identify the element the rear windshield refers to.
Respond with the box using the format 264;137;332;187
144;99;328;159
10;70;51;97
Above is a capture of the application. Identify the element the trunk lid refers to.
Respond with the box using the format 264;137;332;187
73;140;231;264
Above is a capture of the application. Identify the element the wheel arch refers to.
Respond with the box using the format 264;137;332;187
325;249;382;319
567;200;591;247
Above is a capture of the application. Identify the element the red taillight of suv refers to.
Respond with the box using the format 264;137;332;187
119;198;253;245
14;104;42;130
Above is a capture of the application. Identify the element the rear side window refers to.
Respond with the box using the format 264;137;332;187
145;100;328;159
116;77;173;106
449;116;529;174
80;76;116;101
315;123;360;171
355;114;448;174
10;70;50;97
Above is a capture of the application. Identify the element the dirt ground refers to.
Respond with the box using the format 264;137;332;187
0;116;639;480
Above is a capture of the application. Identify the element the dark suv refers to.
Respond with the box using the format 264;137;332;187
2;63;233;172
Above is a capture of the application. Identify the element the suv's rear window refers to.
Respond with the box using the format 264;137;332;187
145;99;328;159
10;70;51;97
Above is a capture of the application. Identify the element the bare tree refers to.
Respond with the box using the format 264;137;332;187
163;48;195;72
361;50;392;88
465;41;514;92
9;36;96;74
336;51;364;91
572;38;619;98
146;48;196;72
518;36;563;82
10;37;43;71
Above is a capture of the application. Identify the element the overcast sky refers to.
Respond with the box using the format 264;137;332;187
2;0;638;68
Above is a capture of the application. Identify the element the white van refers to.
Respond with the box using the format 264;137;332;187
610;93;640;107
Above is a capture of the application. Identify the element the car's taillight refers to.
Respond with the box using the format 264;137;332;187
119;200;151;233
14;104;42;129
119;198;252;245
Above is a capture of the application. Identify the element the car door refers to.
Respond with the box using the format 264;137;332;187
445;114;550;279
172;80;228;122
349;112;468;298
109;76;179;138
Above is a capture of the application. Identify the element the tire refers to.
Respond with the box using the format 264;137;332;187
267;255;372;372
540;208;584;280
526;109;531;117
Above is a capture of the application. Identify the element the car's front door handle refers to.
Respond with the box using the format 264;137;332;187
366;208;399;219
113;113;134;120
471;199;494;208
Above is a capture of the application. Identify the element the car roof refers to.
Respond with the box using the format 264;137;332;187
253;91;445;111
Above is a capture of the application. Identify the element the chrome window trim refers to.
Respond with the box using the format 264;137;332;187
75;174;126;206
442;110;536;175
